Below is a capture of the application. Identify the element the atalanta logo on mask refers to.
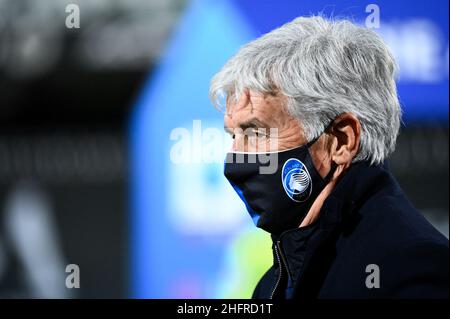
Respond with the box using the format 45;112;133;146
282;158;312;202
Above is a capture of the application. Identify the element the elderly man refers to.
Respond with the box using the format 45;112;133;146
210;16;448;299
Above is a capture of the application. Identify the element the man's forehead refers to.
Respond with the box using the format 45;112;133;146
226;91;250;114
226;102;253;119
224;89;287;128
225;98;258;127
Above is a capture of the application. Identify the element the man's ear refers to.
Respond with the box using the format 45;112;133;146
328;113;361;166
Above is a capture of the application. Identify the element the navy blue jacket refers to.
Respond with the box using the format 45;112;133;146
252;161;449;299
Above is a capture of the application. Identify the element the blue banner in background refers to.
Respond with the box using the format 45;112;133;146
130;0;448;299
232;0;449;122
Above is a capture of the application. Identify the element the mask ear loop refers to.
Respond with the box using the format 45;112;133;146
305;118;335;147
306;119;338;182
323;161;338;183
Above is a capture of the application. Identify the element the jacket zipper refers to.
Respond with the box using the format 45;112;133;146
270;241;289;299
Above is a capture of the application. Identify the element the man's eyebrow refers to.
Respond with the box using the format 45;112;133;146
224;117;268;135
240;117;268;130
224;126;234;135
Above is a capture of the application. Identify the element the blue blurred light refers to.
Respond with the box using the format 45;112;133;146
129;0;254;298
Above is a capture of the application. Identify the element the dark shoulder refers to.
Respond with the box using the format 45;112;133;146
350;186;448;251
329;161;447;256
324;183;449;298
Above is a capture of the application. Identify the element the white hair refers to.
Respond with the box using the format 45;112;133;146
210;16;402;164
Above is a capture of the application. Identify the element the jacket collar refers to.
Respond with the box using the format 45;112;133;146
318;160;391;228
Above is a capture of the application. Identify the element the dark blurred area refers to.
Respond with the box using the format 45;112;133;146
0;0;186;298
0;0;448;298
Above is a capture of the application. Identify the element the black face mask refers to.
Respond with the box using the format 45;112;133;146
224;134;336;235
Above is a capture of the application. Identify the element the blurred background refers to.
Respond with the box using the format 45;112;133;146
0;0;448;298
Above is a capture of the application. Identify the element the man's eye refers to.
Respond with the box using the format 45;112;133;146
252;129;268;138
